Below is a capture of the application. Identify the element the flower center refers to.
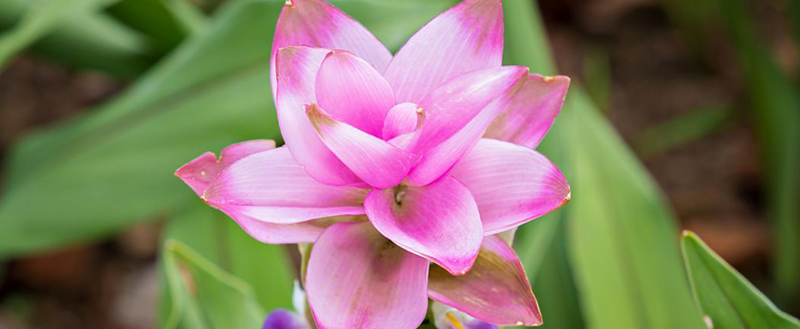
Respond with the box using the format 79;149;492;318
393;185;407;206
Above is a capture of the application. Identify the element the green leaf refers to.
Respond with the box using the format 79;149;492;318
160;239;266;329
682;231;800;329
665;0;800;304
514;218;585;329
633;104;735;158
0;0;154;78
563;91;706;329
0;0;121;70
105;0;207;53
503;1;706;328
0;0;284;257
164;203;295;312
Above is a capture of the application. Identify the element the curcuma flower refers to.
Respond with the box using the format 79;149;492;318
176;0;570;328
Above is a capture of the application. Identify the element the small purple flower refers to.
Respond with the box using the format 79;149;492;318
177;0;570;328
262;309;307;329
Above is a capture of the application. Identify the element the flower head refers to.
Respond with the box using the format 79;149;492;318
177;0;570;328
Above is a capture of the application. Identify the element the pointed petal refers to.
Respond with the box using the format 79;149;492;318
176;141;345;244
306;222;429;329
203;146;368;224
413;66;528;155
175;140;276;195
428;235;542;326
275;46;362;185
315;50;395;136
449;139;570;234
262;309;308;329
384;0;504;103
364;177;483;275
484;74;570;148
271;0;391;97
307;103;414;189
407;89;514;186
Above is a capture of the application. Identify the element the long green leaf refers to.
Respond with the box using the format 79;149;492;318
105;0;207;53
0;0;121;70
0;0;285;257
682;231;800;329
564;90;706;329
503;1;706;328
716;0;800;305
0;0;154;78
664;0;800;304
160;239;265;329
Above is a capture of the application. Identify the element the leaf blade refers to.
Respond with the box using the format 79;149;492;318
682;231;800;329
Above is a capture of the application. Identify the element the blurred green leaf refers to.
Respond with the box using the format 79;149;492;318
563;91;706;329
0;0;286;257
716;0;800;305
0;0;154;78
106;0;207;53
665;0;800;304
514;218;585;329
0;0;120;70
160;239;265;329
164;202;295;312
504;1;706;328
682;231;800;329
634;104;735;158
582;46;611;114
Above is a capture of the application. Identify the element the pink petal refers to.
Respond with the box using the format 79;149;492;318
306;222;429;329
306;103;414;189
364;176;483;275
407;88;516;186
449;139;570;234
176;141;351;244
175;140;276;195
224;208;355;244
271;0;391;98
383;0;504;103
315;50;395;137
413;66;528;155
484;74;570;149
275;46;361;186
382;102;422;141
203;146;368;224
428;235;542;326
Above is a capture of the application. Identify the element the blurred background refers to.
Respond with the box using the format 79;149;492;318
0;0;798;328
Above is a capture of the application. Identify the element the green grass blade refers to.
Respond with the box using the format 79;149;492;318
164;203;295;312
160;239;266;329
682;231;800;329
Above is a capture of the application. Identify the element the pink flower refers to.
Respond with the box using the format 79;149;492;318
176;0;570;328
